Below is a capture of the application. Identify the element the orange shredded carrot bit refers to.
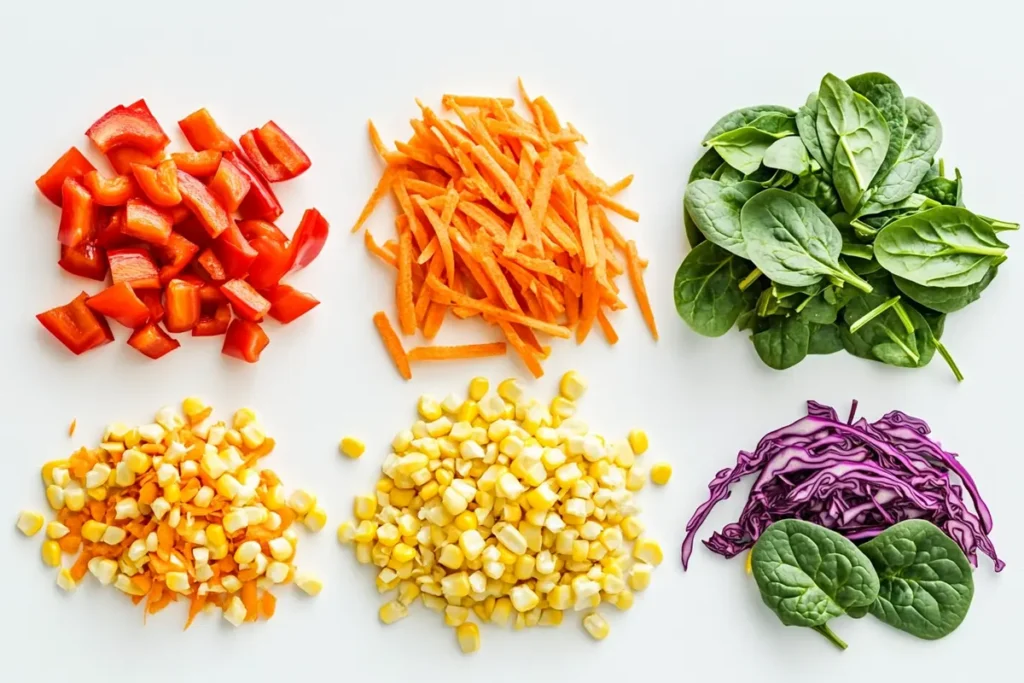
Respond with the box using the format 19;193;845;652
373;311;412;380
68;418;76;437
407;342;507;361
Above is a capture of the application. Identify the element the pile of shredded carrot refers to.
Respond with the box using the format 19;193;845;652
353;81;657;379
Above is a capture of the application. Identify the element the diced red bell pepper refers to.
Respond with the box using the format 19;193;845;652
264;284;320;324
213;222;257;279
139;290;164;323
58;242;108;281
86;100;170;154
127;323;180;359
164;278;202;333
132;160;181;207
222;319;269;362
208;157;251;213
86;282;151;328
246;236;292;290
109;247;160;289
178;108;239;154
289;208;330;270
220;279;270;321
170;150;222;177
227;153;283;221
37;292;114;355
155;232;199;284
57;178;96;248
37;147;96;206
193;303;232;337
82;171;137;206
238;219;288;244
173;217;213;249
181;274;228;306
95;210;129;249
177;170;231;238
198;248;227;282
123;199;173;246
239;130;288;182
107;146;166;175
167;205;191;225
257;121;312;179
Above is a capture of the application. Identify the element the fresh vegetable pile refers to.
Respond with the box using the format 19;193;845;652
681;400;1002;572
337;373;663;652
676;73;1017;378
15;399;327;627
353;83;655;380
35;100;328;362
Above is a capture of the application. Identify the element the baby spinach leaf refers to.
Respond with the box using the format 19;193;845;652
702;105;796;143
874;207;1008;288
808;323;844;354
793;171;840;216
685;149;726;248
798;291;840;325
859;520;974;640
674;242;749;337
866;97;942;206
752;316;809;369
740;189;872;291
714;164;745;185
683;180;762;258
763;137;811;176
841;279;935;368
707;128;778;176
797;93;830;176
847;72;906;185
893;267;997;313
751;519;879;649
917;173;959;207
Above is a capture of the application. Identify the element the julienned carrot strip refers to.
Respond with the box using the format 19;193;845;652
577;269;598;344
414;196;456;288
396;227;415;335
422;301;447;340
480;253;522;312
576;191;597;268
351;167;393;233
531;150;561;232
444;95;517;109
596;193;640;222
469;144;541;248
596;308;619;344
373;311;411;380
608;174;634;195
626;240;658;340
407;342;507;361
426;276;570;339
499;321;544;378
393;179;430;251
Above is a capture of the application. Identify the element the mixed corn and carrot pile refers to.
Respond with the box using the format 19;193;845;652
16;399;326;627
353;82;657;380
337;372;664;652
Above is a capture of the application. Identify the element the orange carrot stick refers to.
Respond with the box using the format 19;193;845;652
626;240;658;340
351;168;393;233
396;226;415;335
596;308;619;345
576;191;597;268
373;311;412;380
426;276;570;339
407;343;507;361
469;144;541;248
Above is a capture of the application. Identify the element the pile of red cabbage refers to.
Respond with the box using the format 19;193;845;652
681;400;1003;572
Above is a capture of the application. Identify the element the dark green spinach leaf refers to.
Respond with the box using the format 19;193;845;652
893;267;997;313
674;242;749;337
752;316;810;369
683;180;762;258
763;137;811;176
847;72;906;185
808;323;844;354
702;105;796;143
867;97;942;206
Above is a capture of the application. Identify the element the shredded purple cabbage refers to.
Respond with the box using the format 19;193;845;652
681;400;1003;572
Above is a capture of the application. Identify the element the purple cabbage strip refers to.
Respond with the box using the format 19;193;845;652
680;401;1003;572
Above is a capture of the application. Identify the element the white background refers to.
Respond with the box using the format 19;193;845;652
0;0;1019;679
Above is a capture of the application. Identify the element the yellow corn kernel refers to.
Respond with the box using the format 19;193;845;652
295;572;323;596
304;505;328;532
232;407;257;430
444;604;470;626
56;568;77;592
457;401;479;424
468;377;489;402
163;483;181;504
165;571;191;594
441;572;471;598
337;520;356;544
353;494;377;521
539;609;563;626
628;429;649;455
379;600;409;624
650;462;672;485
550;397;576;420
46;521;69;540
583;613;610;640
613;588;635;610
240;423;266;449
509;585;539;612
439;544;465;570
389;487;415;507
456;622;480;654
392;542;417;564
41;540;62;567
559;371;588;401
454;511;478;532
633;538;664;566
45;485;65;511
419;481;439;501
206;524;226;548
490;596;513;625
354;520;378;544
41;460;68;486
82;520;107;543
497;378;523;403
340;436;366;459
418;395;443;421
377;523;400;547
288;490;317;516
620;516;644;541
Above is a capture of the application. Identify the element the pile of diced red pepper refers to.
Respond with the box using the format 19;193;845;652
35;100;328;362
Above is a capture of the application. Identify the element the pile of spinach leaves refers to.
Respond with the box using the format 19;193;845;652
676;73;1017;379
751;519;975;649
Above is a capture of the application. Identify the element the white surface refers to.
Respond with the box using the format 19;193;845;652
0;0;1019;679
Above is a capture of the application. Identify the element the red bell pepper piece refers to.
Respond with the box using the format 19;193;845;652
132;160;181;207
173;217;213;249
220;279;270;321
178;108;239;154
36;147;96;206
82;171;137;207
238;219;288;244
127;323;180;359
181;274;228;306
198;248;227;282
95;210;130;249
226;153;283;222
245;236;292;291
155;232;199;284
239;130;288;182
58;242;108;281
177;170;231;238
139;290;165;323
37;292;114;355
86;282;151;329
164;278;202;333
264;284;320;324
123;199;173;246
86;100;170;154
57;178;96;248
289;208;330;270
257;121;312;178
193;303;232;337
109;247;160;289
170;150;222;177
222;319;269;362
212;222;257;279
208;157;252;213
107;146;166;175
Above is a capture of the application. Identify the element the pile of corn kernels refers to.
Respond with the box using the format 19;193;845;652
16;399;326;626
337;372;665;653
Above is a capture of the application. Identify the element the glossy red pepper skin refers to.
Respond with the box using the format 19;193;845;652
132;160;181;207
95;210;130;249
238;219;288;244
208;157;252;213
222;319;269;362
155;232;199;285
220;279;270;321
86;100;170;154
178;108;239;154
82;171;137;207
264;284;320;324
198;248;227;282
181;274;228;306
108;247;160;289
86;282;151;328
123;199;173;245
245;236;291;291
170;150;221;177
239;130;288;181
212;222;257;279
171;217;213;250
257;121;311;178
289;208;329;270
127;323;180;359
226;153;283;221
37;292;114;355
192;303;232;336
58;242;108;281
37;147;96;206
107;146;166;175
138;290;164;323
164;278;202;333
57;178;96;248
177;169;231;238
